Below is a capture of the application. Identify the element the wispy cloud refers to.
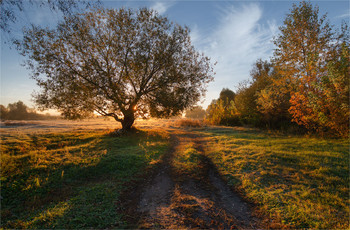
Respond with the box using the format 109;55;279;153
336;13;350;19
193;3;277;106
151;1;175;15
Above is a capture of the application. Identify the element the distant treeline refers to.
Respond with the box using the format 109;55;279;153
0;101;60;121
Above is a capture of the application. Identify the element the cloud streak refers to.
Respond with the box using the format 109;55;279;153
193;3;277;107
336;13;350;19
150;1;175;15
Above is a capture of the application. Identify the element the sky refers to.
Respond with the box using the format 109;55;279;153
1;0;349;112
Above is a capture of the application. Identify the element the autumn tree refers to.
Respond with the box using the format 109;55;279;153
7;101;28;120
273;1;331;130
18;8;214;131
311;26;349;136
273;1;349;136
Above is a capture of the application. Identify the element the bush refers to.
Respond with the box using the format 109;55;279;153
175;119;203;127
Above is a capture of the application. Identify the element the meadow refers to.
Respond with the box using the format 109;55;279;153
1;119;170;228
199;126;349;228
0;119;349;228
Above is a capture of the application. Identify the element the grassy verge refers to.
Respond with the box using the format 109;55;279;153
1;129;169;228
200;126;349;229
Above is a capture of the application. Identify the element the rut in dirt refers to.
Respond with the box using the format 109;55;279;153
128;131;260;229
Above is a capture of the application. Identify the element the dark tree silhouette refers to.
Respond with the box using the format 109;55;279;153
219;88;235;104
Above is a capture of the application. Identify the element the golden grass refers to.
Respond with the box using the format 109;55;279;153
174;119;203;128
199;126;349;229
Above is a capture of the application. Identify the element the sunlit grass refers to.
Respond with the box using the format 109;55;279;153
1;120;348;228
200;127;349;228
172;142;202;178
1;129;169;228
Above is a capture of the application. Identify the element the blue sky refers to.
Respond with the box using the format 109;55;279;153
1;0;349;112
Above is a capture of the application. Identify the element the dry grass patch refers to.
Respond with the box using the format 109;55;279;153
174;119;203;128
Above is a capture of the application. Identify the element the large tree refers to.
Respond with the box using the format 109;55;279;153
273;1;333;131
18;8;214;131
273;1;349;136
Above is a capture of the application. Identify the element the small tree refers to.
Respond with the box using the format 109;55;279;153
18;8;214;131
206;88;239;126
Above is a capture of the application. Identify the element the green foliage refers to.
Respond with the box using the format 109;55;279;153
306;32;349;137
1;129;169;228
18;7;214;130
201;127;349;229
234;60;280;127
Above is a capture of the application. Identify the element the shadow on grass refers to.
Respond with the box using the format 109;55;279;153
1;130;169;229
200;126;349;229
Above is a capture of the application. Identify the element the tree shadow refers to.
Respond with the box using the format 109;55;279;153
1;130;168;229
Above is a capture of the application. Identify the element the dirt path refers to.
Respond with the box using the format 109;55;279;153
122;131;261;229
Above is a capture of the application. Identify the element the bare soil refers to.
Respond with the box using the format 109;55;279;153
121;131;261;229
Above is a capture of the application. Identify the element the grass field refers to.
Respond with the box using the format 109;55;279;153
1;122;169;228
1;119;349;228
199;126;349;228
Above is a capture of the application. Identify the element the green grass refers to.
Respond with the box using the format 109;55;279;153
1;129;169;229
199;126;349;228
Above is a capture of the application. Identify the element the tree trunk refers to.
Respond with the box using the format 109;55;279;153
121;110;135;131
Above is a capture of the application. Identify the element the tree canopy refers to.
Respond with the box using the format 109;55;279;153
18;7;214;130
